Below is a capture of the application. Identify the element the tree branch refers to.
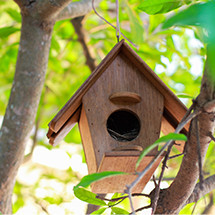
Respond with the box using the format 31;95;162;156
201;193;214;214
71;16;96;72
21;0;73;19
186;175;215;205
155;59;215;214
56;0;101;21
0;15;53;214
16;0;100;23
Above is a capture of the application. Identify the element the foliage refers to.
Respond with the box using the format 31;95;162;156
162;0;215;79
74;171;127;189
0;0;213;214
136;133;187;169
138;0;192;15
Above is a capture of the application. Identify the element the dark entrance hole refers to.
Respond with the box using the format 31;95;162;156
106;110;140;142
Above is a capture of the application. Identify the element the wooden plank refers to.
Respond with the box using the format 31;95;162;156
121;43;189;132
49;40;125;133
79;106;97;174
109;91;141;104
49;39;189;137
162;108;188;135
161;118;186;153
161;108;188;152
82;52;164;169
47;128;54;139
49;106;81;146
92;152;164;193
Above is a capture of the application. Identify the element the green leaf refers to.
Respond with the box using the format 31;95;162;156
162;2;215;29
6;9;21;22
91;207;107;214
74;187;106;206
136;133;187;169
149;14;165;33
126;4;144;44
161;1;215;80
138;0;185;15
74;171;127;189
111;207;129;215
177;94;193;99
0;26;19;38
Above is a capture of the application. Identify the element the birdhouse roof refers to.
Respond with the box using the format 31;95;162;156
47;40;188;144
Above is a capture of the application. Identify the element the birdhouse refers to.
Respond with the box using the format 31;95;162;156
47;40;188;193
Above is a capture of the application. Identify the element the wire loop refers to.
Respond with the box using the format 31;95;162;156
92;0;139;49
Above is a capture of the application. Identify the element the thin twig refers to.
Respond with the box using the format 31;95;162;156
152;145;172;214
97;195;128;202
129;205;151;214
97;193;150;202
126;108;200;194
92;0;138;49
150;177;175;181
126;187;135;214
194;116;204;189
71;16;96;72
109;198;125;207
168;153;184;160
191;201;197;215
208;131;215;142
152;175;157;188
125;103;200;214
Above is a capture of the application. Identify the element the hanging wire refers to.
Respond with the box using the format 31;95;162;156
116;0;120;42
92;0;139;49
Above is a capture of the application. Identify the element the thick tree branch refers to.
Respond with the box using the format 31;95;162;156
186;175;215;205
1;1;101;213
155;59;215;214
17;0;72;20
56;0;101;21
16;0;101;23
0;16;53;214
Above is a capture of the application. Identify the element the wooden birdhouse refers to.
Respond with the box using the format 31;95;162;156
47;40;188;193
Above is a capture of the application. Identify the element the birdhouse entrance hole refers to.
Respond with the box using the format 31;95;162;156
106;110;140;142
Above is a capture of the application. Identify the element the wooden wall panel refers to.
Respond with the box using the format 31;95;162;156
79;107;97;174
82;53;164;169
92;152;164;193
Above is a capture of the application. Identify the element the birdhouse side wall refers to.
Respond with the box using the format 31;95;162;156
79;107;97;174
81;52;164;170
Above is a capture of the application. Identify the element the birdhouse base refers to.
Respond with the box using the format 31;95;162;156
91;151;164;193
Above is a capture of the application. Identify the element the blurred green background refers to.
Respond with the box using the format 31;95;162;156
0;0;214;214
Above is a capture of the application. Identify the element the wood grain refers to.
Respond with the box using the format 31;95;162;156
48;40;188;139
121;43;189;131
49;40;125;133
79;106;97;174
91;152;164;193
109;91;141;104
82;52;164;169
49;106;81;146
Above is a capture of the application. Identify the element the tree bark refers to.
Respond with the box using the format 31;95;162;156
0;15;54;213
155;60;215;214
0;0;101;213
186;175;215;205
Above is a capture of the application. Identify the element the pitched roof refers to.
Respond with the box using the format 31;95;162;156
47;40;188;144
